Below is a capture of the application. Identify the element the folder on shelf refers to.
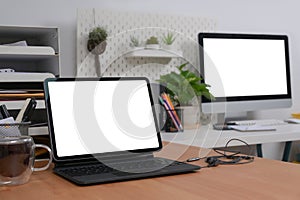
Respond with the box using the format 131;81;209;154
0;45;55;55
0;72;55;82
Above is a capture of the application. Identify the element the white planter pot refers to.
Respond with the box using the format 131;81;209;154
163;44;175;51
145;44;160;49
91;41;107;55
131;46;144;51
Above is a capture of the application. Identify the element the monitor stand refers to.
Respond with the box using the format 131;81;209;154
216;111;251;124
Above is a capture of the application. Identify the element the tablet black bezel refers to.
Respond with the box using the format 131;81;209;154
44;77;162;163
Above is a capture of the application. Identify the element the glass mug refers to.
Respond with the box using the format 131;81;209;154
0;136;52;186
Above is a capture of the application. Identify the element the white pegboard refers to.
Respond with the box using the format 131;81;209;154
77;9;217;80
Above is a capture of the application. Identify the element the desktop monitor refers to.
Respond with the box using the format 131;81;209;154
198;33;292;120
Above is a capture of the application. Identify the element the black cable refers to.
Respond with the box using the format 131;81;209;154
185;138;254;167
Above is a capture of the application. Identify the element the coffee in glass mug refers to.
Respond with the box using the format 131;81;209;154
0;136;52;186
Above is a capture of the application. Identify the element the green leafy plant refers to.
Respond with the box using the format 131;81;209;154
87;27;108;52
157;63;214;106
130;36;140;47
146;36;159;45
162;32;176;45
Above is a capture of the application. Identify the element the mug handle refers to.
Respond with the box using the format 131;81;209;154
33;144;53;172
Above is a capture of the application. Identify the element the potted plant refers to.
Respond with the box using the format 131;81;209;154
157;63;214;128
129;36;143;50
146;36;160;49
162;32;176;50
87;27;108;55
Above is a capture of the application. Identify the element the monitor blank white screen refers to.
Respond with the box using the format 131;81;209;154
203;38;288;98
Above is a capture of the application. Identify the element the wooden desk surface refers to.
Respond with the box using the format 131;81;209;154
1;143;300;200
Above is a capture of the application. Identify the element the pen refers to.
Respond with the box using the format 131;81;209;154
159;97;181;131
186;157;201;162
161;93;183;131
21;98;37;122
162;99;183;131
0;104;10;119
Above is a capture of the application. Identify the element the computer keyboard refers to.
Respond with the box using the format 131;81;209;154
54;157;200;185
59;158;185;177
229;119;287;126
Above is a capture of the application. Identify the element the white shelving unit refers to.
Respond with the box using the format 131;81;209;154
0;25;60;109
0;25;60;136
0;26;59;74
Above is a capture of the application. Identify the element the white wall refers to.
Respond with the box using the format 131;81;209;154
1;0;300;159
1;0;299;112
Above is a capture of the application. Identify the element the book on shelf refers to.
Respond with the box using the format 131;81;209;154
0;72;54;100
0;92;44;100
0;40;55;55
0;89;44;100
0;72;55;82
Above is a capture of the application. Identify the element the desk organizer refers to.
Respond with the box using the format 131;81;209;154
0;122;31;136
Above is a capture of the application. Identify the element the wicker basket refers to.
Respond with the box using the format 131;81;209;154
0;122;31;136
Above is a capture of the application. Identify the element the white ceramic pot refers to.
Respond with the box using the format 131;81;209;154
145;44;160;49
91;41;107;55
163;44;175;51
130;47;144;52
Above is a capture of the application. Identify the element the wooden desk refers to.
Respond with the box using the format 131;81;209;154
1;143;300;199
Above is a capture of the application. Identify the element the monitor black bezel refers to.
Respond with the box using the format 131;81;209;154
198;32;292;103
44;77;163;163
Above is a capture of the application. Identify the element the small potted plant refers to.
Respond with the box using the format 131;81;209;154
146;36;160;49
87;27;108;55
157;63;214;128
129;36;143;50
162;32;176;50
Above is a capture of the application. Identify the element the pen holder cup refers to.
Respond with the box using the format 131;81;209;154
0;122;31;136
162;108;183;132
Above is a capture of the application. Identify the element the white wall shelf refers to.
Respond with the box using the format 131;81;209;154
125;49;183;58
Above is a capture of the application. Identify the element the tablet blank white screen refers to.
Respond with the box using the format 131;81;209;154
48;80;159;157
